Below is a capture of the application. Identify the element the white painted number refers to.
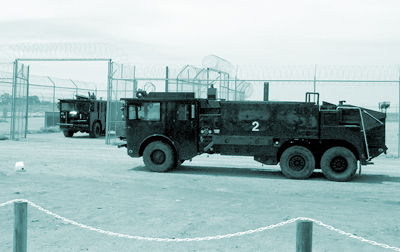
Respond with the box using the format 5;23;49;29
252;121;260;131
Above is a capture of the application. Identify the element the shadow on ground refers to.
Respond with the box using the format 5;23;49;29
129;165;400;184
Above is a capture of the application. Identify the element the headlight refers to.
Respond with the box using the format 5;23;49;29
69;111;77;115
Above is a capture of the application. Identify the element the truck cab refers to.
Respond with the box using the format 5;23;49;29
59;93;107;138
122;93;200;171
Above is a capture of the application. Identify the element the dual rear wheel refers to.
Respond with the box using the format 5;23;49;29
280;146;357;182
320;147;357;182
280;146;315;179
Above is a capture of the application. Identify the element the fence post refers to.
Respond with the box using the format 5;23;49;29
264;82;269;101
11;60;18;140
296;220;313;252
398;68;400;158
14;201;27;252
165;66;169;92
24;65;30;138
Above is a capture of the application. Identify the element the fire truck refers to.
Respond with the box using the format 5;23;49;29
118;90;387;182
58;93;107;138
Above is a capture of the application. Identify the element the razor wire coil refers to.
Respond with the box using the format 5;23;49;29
1;43;129;62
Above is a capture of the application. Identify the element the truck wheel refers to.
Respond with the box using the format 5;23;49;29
143;141;176;172
63;130;74;137
280;146;315;179
89;122;101;138
320;147;357;182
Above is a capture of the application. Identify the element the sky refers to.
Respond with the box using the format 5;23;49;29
2;0;400;65
1;0;400;106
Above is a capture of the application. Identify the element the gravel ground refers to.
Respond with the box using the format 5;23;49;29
1;132;400;251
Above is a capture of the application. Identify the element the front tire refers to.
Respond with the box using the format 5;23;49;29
63;130;74;137
320;147;357;182
143;141;177;172
280;146;315;179
89;122;101;138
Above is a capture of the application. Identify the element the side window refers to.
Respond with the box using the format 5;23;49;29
177;104;189;120
139;103;160;121
128;105;136;120
191;104;195;119
129;102;161;121
61;103;74;111
177;104;195;121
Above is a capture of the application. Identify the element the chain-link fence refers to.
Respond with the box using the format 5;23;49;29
0;62;30;140
105;62;254;144
106;63;399;155
0;62;99;137
1;61;399;156
0;63;13;136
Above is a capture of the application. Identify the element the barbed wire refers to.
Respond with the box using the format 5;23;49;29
1;43;129;62
0;63;13;79
2;63;399;86
1;61;400;102
202;55;237;76
112;63;190;79
237;64;400;83
1;199;400;251
1;43;399;82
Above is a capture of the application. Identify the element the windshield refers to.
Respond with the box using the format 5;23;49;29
61;102;89;111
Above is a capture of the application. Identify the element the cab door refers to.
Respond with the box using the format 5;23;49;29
166;101;198;160
125;101;164;157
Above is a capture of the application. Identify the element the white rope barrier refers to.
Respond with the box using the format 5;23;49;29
2;199;400;251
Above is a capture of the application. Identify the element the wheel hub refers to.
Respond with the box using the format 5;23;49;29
288;155;306;171
151;150;166;165
330;156;348;173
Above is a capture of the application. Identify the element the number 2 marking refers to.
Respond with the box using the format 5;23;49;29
252;121;260;131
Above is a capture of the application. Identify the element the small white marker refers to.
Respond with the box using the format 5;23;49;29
15;161;26;172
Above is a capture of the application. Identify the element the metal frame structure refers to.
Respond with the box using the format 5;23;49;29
9;59;400;157
112;75;400;157
12;58;113;143
10;60;29;140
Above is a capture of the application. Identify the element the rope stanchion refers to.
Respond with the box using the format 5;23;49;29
296;220;313;252
13;201;27;252
1;199;400;251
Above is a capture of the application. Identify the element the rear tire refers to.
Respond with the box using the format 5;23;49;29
320;147;357;182
63;130;74;137
89;122;101;138
280;146;315;179
143;141;176;172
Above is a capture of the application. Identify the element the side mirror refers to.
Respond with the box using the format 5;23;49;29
379;101;390;113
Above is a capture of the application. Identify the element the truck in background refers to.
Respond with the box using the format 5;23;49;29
118;90;387;182
58;93;107;138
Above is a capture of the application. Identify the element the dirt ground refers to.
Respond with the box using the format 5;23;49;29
1;132;400;252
